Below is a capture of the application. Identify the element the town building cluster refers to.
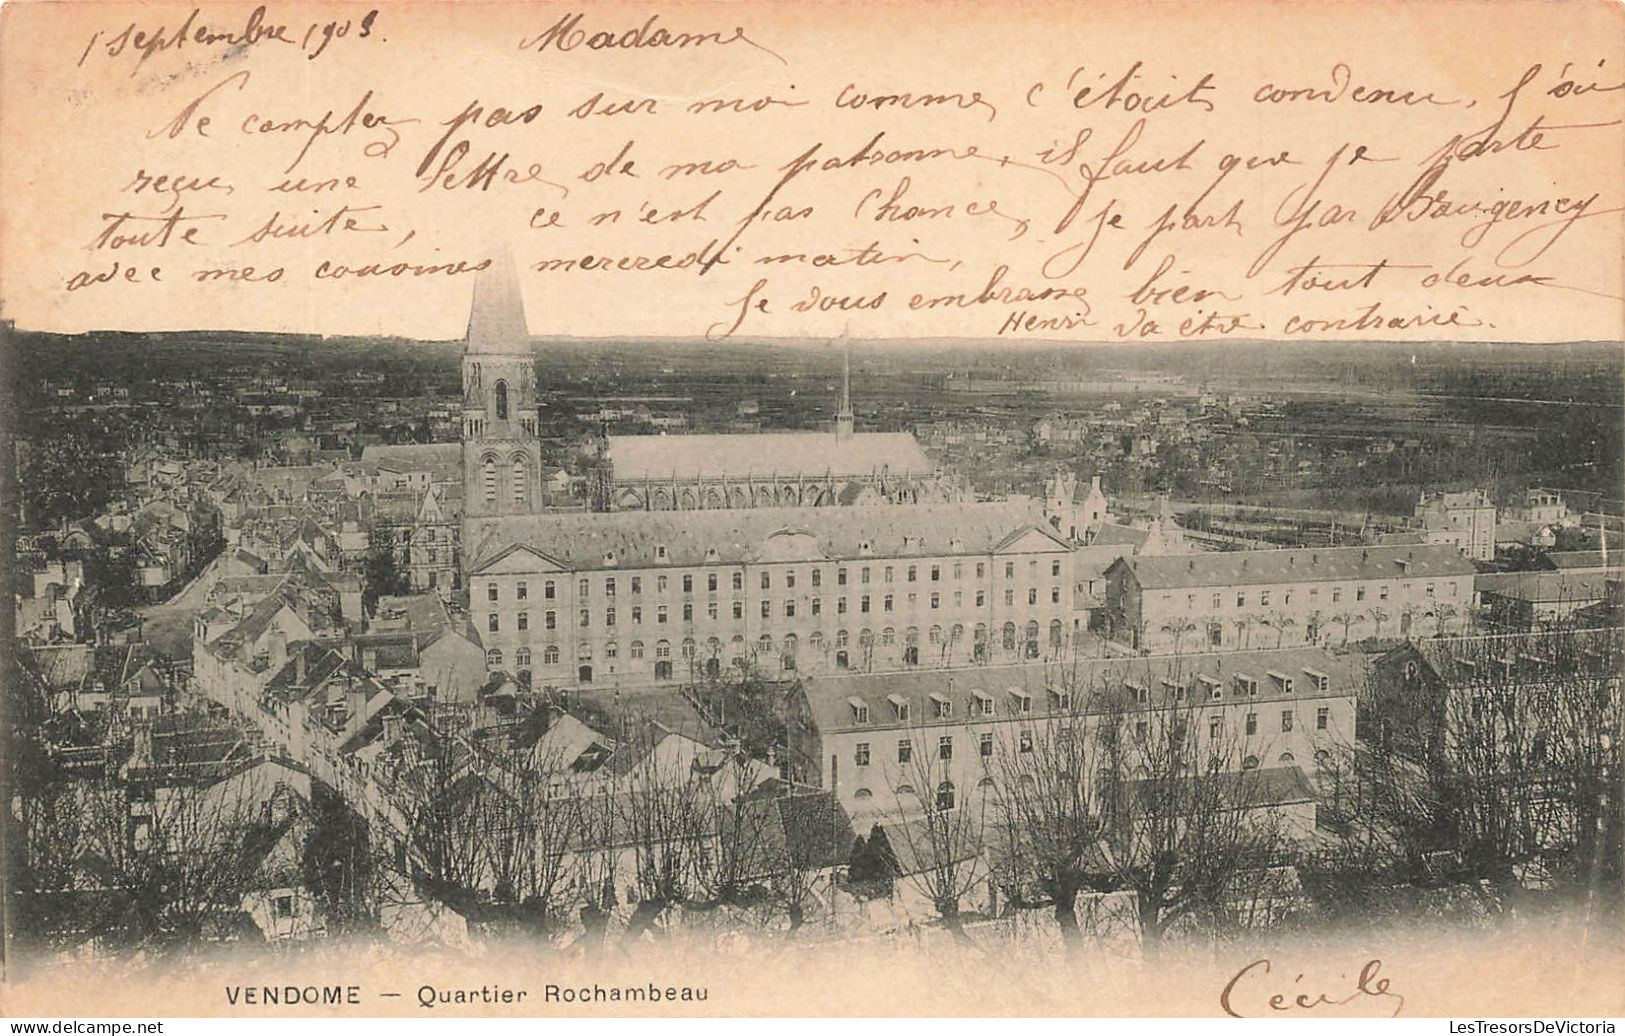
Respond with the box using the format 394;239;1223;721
10;260;1621;964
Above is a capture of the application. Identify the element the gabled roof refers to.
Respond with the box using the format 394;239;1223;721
605;430;935;481
1115;544;1476;590
1542;550;1623;573
1091;523;1151;550
371;592;453;635
1408;629;1623;685
726;788;856;877
1475;570;1612;603
1118;765;1315;815
465;500;1054;571
801;646;1358;736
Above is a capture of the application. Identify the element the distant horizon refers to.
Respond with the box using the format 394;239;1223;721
7;324;1623;356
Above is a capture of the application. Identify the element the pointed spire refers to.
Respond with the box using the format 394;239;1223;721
466;243;529;356
836;328;855;442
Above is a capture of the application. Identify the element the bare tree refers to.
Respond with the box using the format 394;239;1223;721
476;740;584;937
1363;627;1623;892
1371;606;1392;642
1090;689;1288;953
691;752;776;911
984;686;1103;945
569;785;623;951
15;761;282;957
880;722;989;940
617;746;714;939
387;734;486;910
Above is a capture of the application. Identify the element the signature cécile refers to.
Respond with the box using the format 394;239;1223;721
1220;958;1406;1018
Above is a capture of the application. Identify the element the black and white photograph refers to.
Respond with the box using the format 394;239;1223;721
1;0;1622;1022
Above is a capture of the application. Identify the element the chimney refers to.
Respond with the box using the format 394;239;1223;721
1091;474;1103;494
382;713;402;745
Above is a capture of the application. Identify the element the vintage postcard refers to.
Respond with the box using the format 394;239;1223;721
1;0;1622;1021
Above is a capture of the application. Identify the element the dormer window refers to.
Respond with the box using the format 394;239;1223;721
603;550;617;566
655;544;668;561
888;694;910;721
848;697;870;724
1197;675;1221;700
1010;689;1033;714
859;540;874;556
1050;687;1072;711
972;690;995;716
1269;671;1293;694
705;547;719;562
1303;668;1329;693
930;692;953;719
1127;680;1149;705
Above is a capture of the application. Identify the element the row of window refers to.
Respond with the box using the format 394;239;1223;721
851;708;1332;768
484;591;1068;631
486;609;1070;659
479;559;1070;603
484;622;1077;671
847;753;1312;808
1158;580;1462;612
849;667;1330;726
485;638;688;668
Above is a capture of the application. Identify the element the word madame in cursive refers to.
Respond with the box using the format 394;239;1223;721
519;12;784;65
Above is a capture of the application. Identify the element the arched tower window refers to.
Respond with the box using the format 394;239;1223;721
482;455;498;505
494;380;509;421
511;456;526;507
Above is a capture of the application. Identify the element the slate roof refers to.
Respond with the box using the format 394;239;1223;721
1073;544;1132;578
372;593;452;634
1118;764;1315;814
465;246;531;356
524;712;613;772
1542;550;1623;573
800;646;1358;736
1411;629;1622;684
726;788;856;877
263;643;353;700
1115;544;1476;590
134;715;259;777
1091;523;1151;550
26;643;94;689
363;442;465;472
467;500;1058;571
1475;571;1612;604
872;816;983;876
371;490;424;523
605;430;935;481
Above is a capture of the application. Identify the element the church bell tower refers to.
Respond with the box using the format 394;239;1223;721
462;248;542;521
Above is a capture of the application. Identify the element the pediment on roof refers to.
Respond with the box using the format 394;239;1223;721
754;529;826;563
994;526;1070;555
470;542;569;575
